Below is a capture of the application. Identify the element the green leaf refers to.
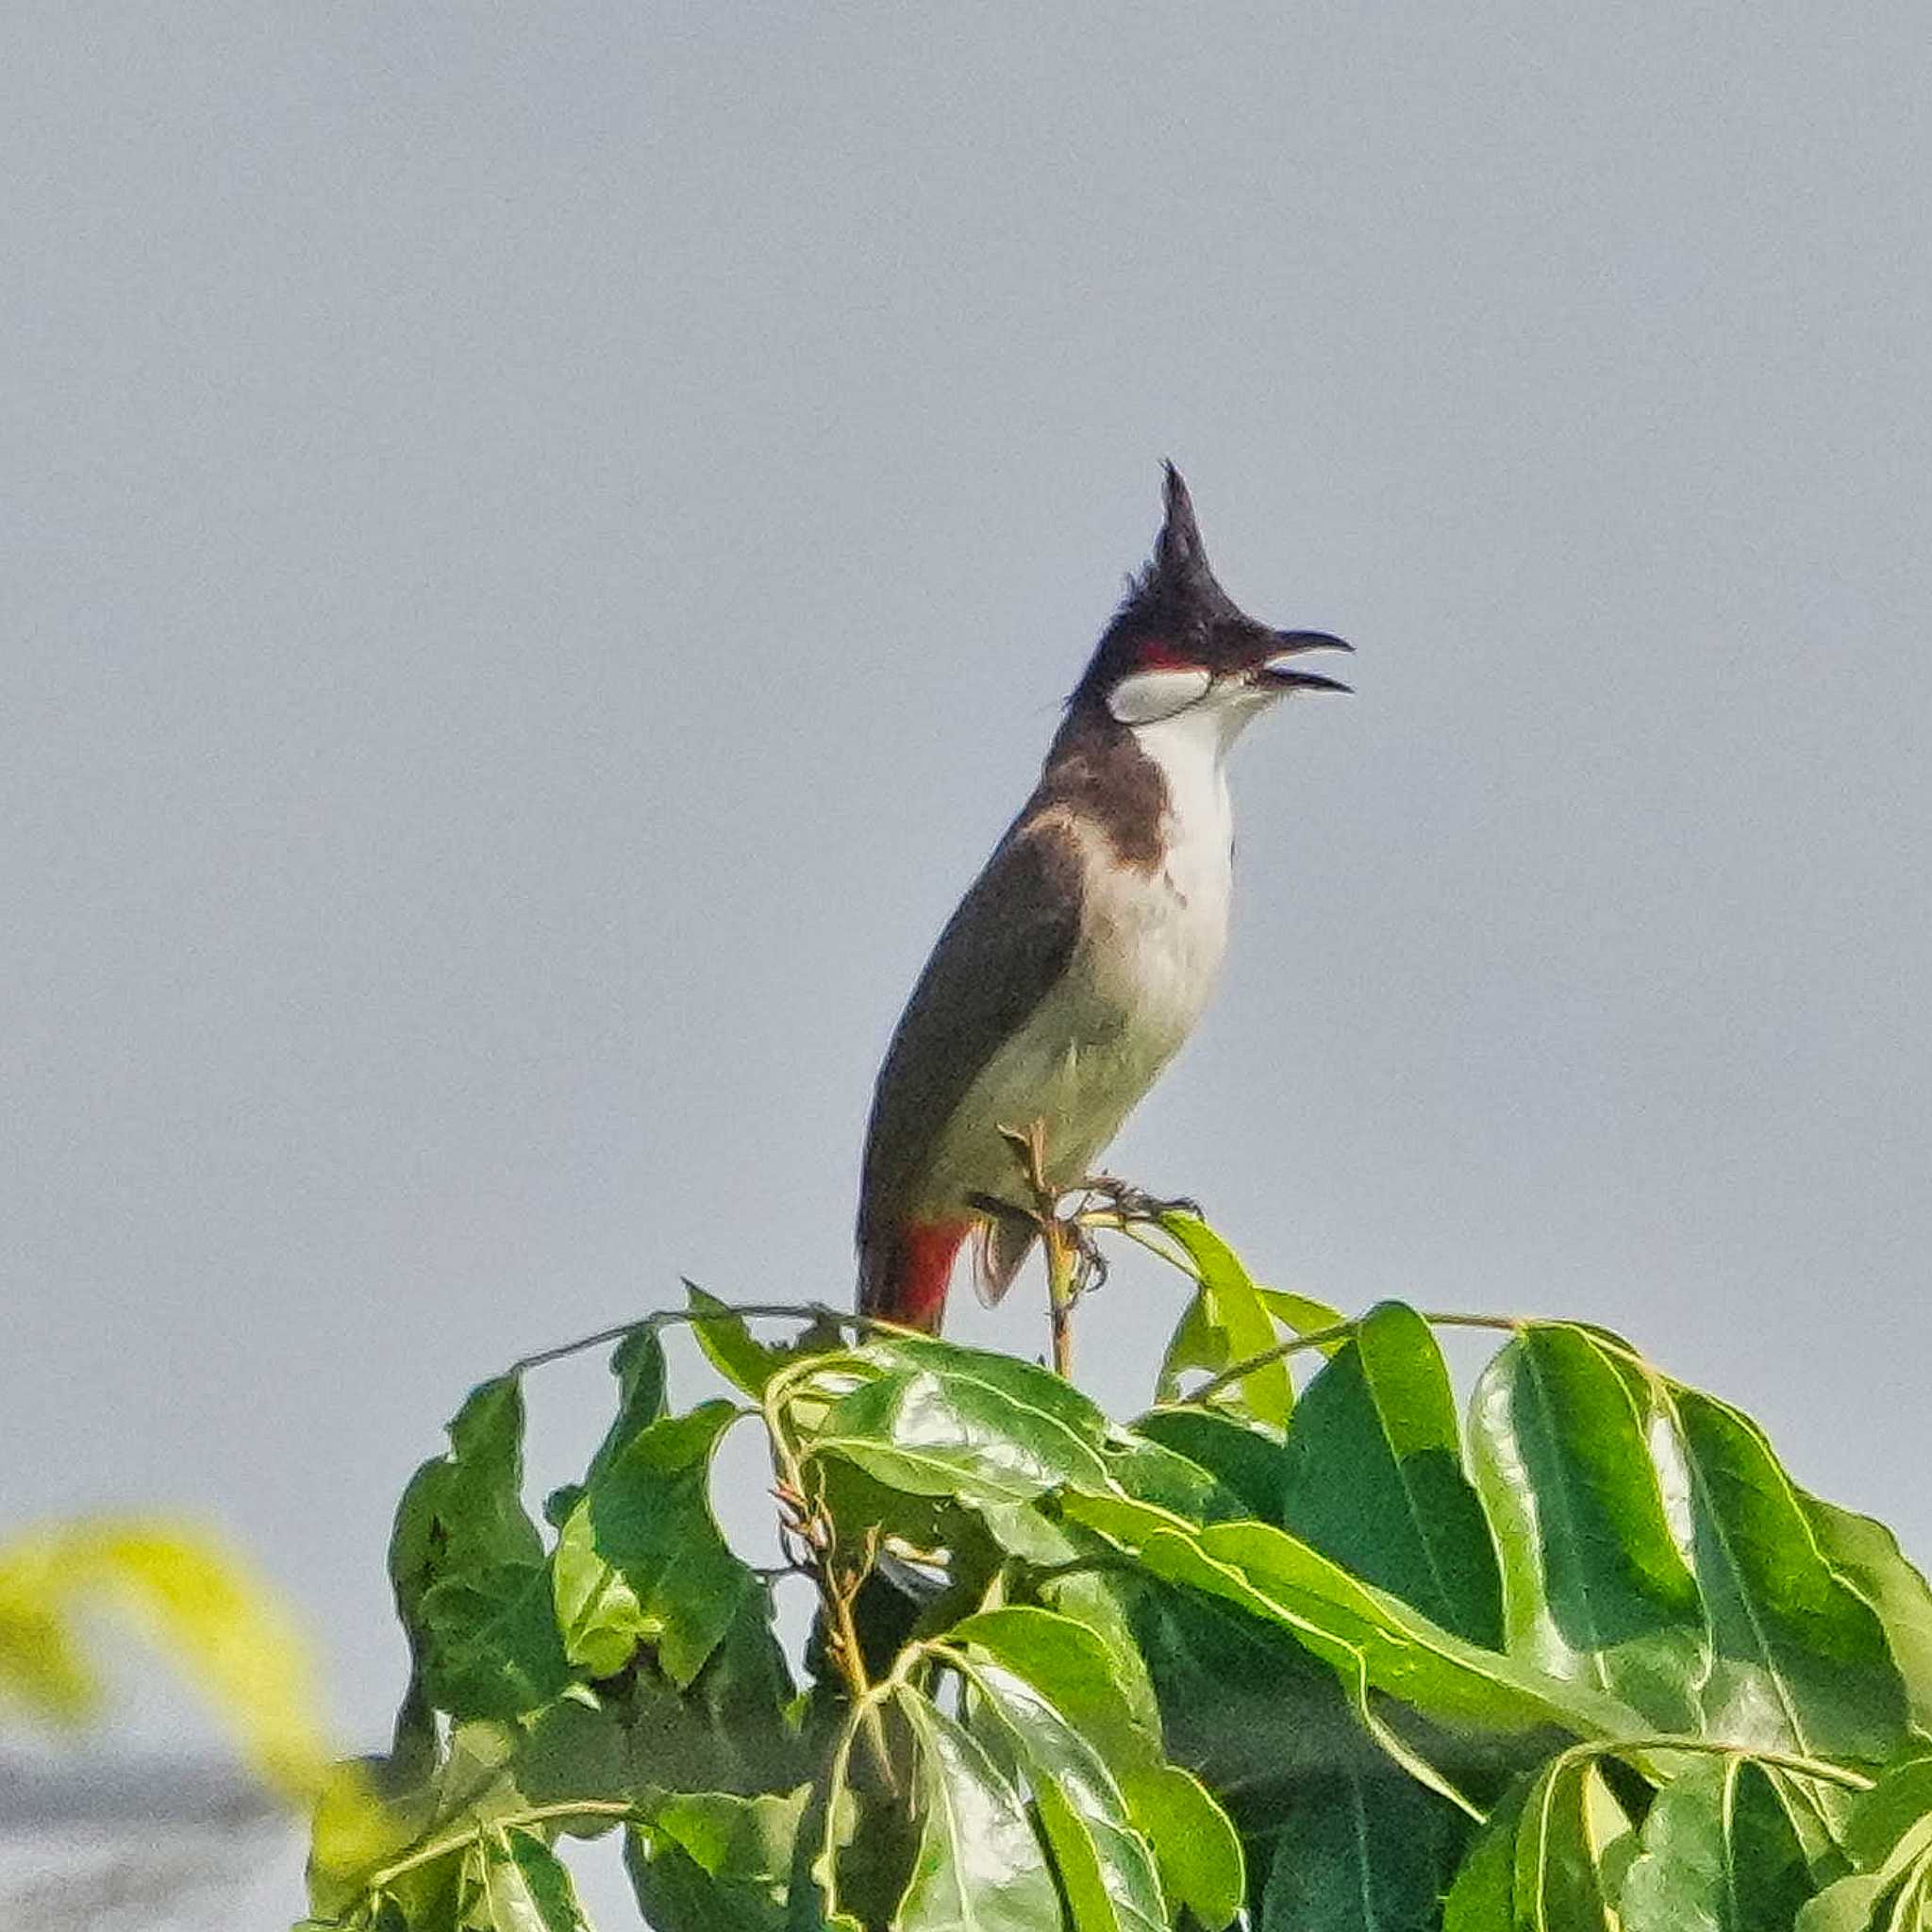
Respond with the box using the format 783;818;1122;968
1257;1764;1455;1932
1151;1214;1293;1425
1509;1756;1632;1931
1796;1872;1898;1932
804;1355;1113;1507
942;1605;1245;1927
1469;1327;1707;1729
553;1399;753;1688
892;1685;1062;1932
1258;1284;1348;1343
1115;1762;1243;1932
417;1563;573;1722
1801;1491;1932;1739
622;1590;807;1797
1666;1384;1906;1764
479;1826;591;1931
650;1785;810;1879
947;1607;1157;1770
1133;1407;1291;1523
584;1327;669;1487
1101;1431;1243;1522
1618;1757;1815;1931
685;1284;845;1398
1063;1492;1638;1745
958;1657;1167;1932
1283;1301;1503;1646
390;1377;543;1641
1442;1780;1523;1932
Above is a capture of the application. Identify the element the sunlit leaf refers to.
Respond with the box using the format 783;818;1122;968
390;1377;544;1646
480;1825;591;1931
1801;1491;1932;1740
1151;1213;1294;1425
1064;1492;1637;1743
1666;1384;1906;1764
1470;1326;1707;1729
1133;1407;1291;1523
1285;1301;1503;1646
959;1656;1167;1932
804;1355;1113;1507
892;1685;1062;1932
944;1605;1245;1927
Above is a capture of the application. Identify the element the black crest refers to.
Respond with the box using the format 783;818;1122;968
1073;463;1263;701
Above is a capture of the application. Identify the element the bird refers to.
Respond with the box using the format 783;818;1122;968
856;465;1349;1333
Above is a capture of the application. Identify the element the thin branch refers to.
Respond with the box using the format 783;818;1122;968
508;1301;897;1375
365;1799;641;1890
1188;1311;1530;1404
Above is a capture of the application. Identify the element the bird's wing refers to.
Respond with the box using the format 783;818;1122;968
858;811;1087;1255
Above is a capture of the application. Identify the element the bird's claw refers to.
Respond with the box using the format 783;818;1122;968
1076;1174;1202;1224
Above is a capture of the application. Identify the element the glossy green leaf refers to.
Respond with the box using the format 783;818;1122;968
1120;1762;1243;1931
1064;1491;1637;1744
1470;1327;1707;1729
805;1357;1112;1506
1618;1757;1815;1931
417;1562;573;1721
1796;1872;1899;1932
958;1656;1167;1932
622;1785;808;1932
553;1400;753;1687
1151;1213;1293;1425
947;1607;1156;1767
1258;1284;1348;1342
1284;1301;1503;1646
1133;1407;1291;1523
1257;1764;1455;1932
479;1826;591;1932
1101;1430;1242;1522
892;1685;1062;1932
944;1605;1245;1928
1666;1384;1906;1763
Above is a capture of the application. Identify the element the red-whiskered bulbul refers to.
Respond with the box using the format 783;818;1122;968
856;466;1350;1332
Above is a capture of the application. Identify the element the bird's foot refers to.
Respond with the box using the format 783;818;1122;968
1074;1174;1202;1226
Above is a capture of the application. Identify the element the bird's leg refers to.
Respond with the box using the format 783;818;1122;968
997;1121;1083;1379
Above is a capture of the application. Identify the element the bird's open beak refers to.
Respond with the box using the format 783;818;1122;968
1254;629;1353;694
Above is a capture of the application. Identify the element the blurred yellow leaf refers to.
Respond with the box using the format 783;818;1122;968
0;1516;334;1802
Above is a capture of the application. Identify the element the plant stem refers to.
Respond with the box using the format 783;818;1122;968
365;1800;641;1890
1043;1210;1077;1380
509;1301;897;1375
1187;1310;1529;1403
758;1368;899;1798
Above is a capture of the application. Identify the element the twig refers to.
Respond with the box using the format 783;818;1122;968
508;1301;898;1376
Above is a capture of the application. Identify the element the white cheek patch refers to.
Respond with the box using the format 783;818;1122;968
1106;664;1213;725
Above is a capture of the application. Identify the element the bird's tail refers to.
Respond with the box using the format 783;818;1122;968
857;1219;969;1334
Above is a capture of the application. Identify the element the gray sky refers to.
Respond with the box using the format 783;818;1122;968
5;3;1930;1766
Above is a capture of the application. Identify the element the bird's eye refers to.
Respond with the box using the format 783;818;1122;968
1107;664;1213;724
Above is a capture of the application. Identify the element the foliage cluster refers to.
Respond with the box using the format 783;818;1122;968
302;1211;1932;1931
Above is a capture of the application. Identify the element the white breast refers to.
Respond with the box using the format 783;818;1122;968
915;696;1247;1213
